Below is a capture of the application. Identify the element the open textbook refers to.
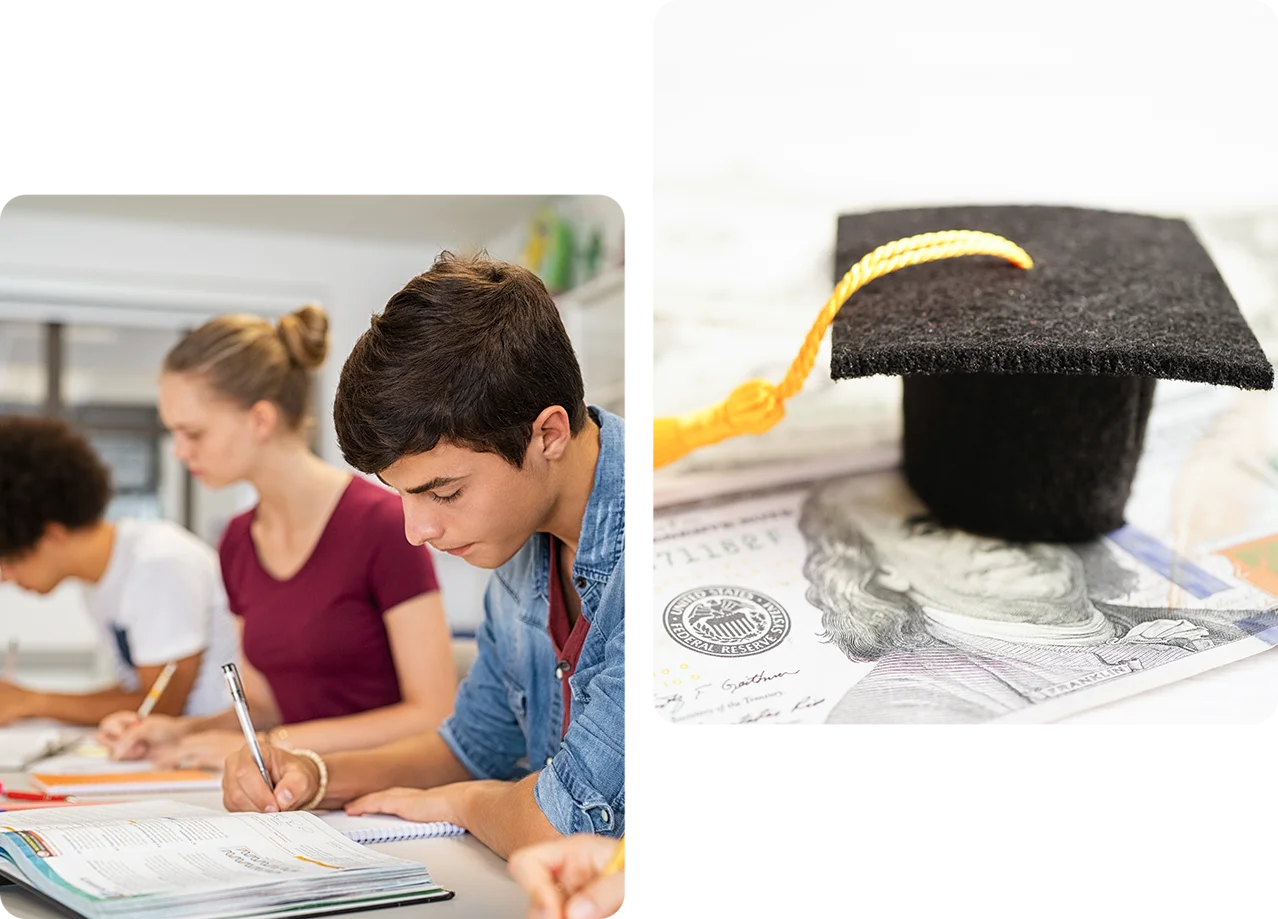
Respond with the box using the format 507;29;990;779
654;382;1278;723
0;800;452;918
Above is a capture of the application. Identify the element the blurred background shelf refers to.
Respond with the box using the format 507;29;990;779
557;264;625;418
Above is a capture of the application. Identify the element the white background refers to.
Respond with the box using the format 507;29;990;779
2;0;1278;915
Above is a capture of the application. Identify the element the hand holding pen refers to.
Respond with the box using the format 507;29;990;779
217;663;329;814
220;743;322;814
98;661;184;759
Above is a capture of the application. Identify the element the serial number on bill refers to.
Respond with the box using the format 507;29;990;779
653;529;784;569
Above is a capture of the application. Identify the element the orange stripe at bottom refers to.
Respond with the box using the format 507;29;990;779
618;904;1267;915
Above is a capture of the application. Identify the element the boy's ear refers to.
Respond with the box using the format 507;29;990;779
41;522;71;547
531;406;573;462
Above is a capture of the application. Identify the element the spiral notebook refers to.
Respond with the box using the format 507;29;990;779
318;812;467;844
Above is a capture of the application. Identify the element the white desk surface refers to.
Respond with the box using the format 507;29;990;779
0;772;527;919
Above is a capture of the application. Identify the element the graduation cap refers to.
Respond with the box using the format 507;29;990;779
653;205;1274;543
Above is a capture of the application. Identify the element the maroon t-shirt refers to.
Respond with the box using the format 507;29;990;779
219;476;439;724
547;536;591;738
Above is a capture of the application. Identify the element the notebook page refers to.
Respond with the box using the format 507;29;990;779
30;739;156;775
317;811;467;843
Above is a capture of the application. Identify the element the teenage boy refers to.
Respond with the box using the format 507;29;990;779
222;253;624;859
0;415;238;724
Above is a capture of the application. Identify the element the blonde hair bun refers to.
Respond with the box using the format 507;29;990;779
277;304;330;370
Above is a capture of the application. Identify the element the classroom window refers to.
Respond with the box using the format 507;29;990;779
0;320;192;528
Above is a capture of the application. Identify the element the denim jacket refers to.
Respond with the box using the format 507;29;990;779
439;406;625;837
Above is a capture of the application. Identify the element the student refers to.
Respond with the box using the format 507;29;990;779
221;253;624;860
0;416;237;725
99;305;457;766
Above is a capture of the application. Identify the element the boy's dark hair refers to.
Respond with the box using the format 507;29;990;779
335;251;587;473
0;416;112;557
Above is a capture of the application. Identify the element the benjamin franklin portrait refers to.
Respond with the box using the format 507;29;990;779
799;475;1272;723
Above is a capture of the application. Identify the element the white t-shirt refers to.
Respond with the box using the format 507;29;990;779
81;518;239;716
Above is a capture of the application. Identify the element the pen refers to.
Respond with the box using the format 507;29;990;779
137;661;179;718
222;663;274;792
4;637;17;680
601;835;625;876
0;779;70;802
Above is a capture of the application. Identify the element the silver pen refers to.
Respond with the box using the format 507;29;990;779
221;662;274;792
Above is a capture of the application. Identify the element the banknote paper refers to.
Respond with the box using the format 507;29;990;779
653;383;1278;724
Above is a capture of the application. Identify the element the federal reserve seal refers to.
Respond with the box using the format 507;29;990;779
663;586;790;658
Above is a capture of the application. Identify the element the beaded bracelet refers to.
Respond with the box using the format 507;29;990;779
290;749;329;811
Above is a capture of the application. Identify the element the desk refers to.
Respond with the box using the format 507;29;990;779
0;773;526;918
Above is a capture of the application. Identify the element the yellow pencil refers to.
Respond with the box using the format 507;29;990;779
601;835;625;876
137;662;178;718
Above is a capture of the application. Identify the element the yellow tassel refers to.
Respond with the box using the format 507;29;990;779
653;230;1034;469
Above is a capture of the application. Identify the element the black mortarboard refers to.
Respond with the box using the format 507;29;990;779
831;204;1274;542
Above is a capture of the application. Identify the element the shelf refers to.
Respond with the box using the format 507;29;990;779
589;380;626;406
553;265;624;311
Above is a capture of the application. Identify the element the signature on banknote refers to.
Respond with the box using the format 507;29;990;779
654;669;809;722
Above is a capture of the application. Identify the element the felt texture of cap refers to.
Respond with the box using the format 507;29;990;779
830;205;1273;542
831;205;1273;390
902;373;1155;542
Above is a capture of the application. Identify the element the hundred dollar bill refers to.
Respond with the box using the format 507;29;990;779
654;383;1278;724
